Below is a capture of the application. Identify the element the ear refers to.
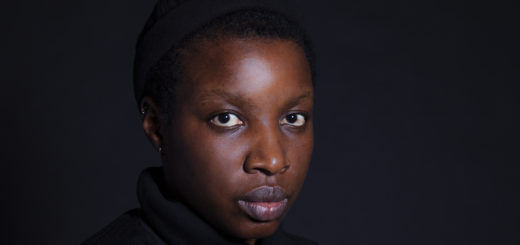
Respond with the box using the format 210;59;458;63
141;97;163;151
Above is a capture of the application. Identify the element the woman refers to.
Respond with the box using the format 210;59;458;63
84;0;316;244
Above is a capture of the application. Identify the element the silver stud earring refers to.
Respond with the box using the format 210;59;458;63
141;103;149;116
158;147;162;153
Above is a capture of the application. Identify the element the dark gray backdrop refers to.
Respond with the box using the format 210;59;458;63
1;0;518;244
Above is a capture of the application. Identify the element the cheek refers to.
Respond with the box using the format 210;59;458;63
196;138;246;186
284;129;314;191
167;116;313;199
171;124;248;194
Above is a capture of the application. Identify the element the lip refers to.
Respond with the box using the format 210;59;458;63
238;186;289;222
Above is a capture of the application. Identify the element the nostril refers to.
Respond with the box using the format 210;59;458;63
243;155;288;175
246;160;288;176
256;168;276;176
243;134;287;175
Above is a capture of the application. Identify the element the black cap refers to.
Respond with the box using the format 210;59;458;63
133;0;292;107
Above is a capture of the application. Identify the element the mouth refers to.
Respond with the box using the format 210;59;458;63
237;186;289;222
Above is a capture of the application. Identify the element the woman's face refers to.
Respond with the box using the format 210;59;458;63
160;38;313;241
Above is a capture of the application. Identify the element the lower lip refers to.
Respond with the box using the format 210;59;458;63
238;199;288;222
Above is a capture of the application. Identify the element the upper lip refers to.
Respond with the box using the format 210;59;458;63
240;186;288;202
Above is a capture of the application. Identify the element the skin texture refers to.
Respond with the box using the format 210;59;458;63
142;38;314;244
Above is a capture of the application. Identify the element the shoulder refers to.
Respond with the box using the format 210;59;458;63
82;209;165;245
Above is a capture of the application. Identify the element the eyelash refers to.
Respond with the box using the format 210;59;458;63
208;112;308;129
209;112;244;128
281;113;308;127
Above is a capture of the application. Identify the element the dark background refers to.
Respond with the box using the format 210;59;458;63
1;0;518;244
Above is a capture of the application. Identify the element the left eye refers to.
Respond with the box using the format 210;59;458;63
281;113;306;127
210;112;244;128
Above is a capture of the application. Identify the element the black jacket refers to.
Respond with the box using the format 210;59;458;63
82;168;317;245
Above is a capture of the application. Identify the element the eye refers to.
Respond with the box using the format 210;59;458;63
281;113;306;127
210;112;244;128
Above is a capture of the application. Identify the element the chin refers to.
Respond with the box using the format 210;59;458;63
228;219;282;241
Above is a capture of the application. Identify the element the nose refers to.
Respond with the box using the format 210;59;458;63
243;124;288;176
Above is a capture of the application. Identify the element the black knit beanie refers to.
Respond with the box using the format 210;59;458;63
133;0;293;106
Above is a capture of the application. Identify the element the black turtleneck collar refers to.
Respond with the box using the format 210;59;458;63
137;167;317;245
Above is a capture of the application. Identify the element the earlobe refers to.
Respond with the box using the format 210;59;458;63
141;97;163;151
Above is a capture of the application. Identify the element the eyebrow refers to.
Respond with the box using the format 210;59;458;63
197;89;254;107
284;91;314;108
197;89;313;108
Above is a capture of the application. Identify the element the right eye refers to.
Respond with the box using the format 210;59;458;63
210;112;244;128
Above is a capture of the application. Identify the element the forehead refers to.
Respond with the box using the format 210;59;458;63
178;38;313;102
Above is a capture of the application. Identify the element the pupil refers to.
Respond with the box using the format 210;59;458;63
218;113;230;123
286;114;297;123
